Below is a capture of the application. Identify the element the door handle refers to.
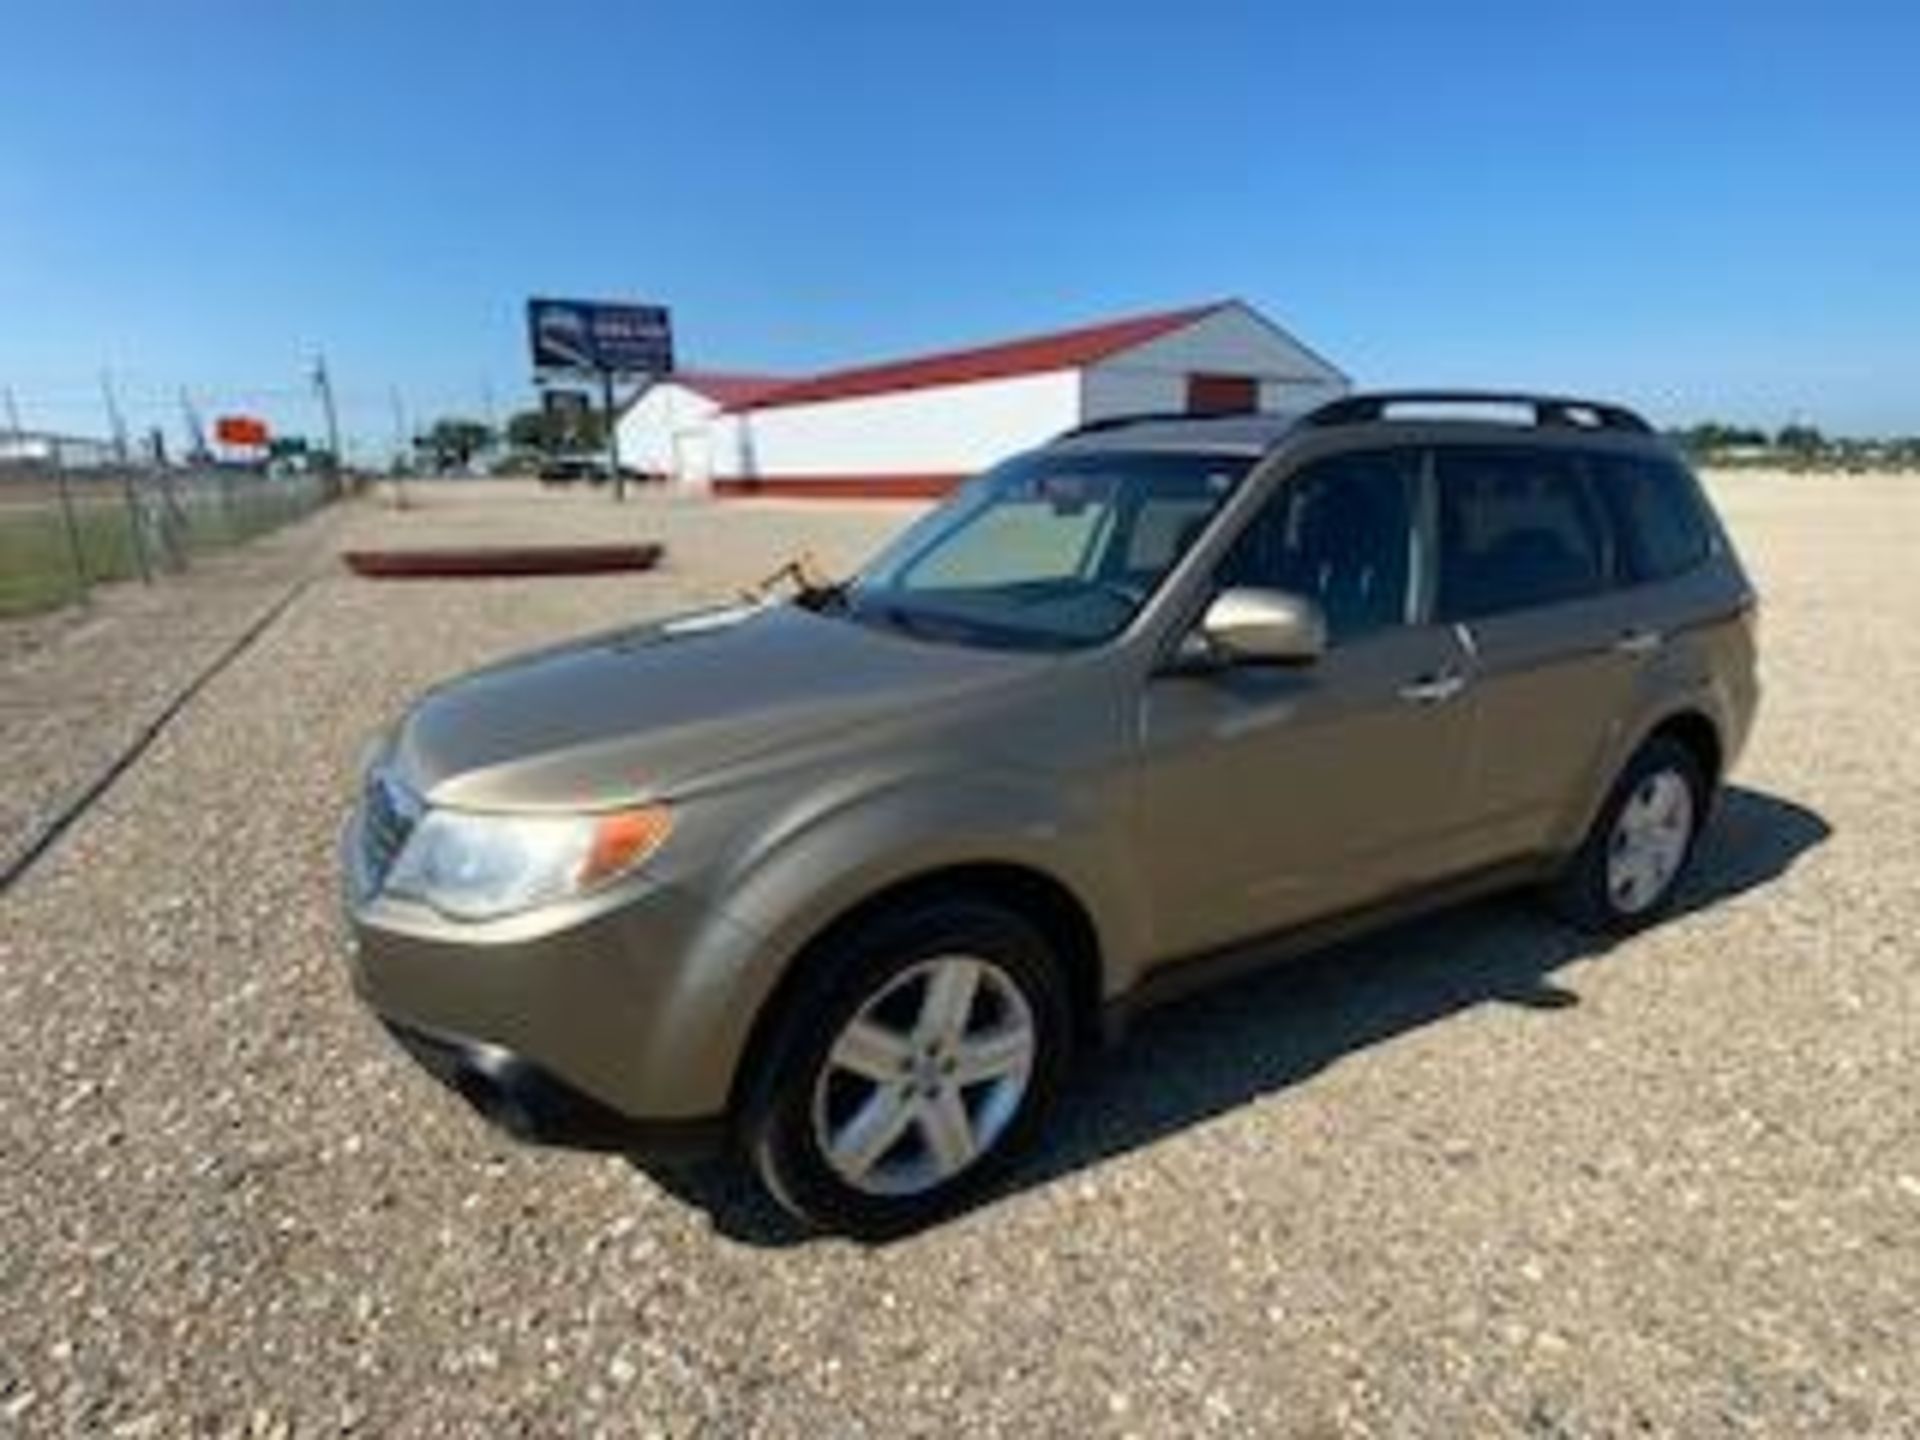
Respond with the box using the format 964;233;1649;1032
1615;628;1664;656
1398;672;1468;705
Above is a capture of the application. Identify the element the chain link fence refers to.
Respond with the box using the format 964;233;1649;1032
0;436;339;617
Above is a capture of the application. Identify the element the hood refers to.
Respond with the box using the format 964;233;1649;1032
390;602;1045;810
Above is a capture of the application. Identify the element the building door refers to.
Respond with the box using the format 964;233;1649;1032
672;430;712;491
1187;373;1259;415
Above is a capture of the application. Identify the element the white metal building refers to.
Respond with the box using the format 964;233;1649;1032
619;301;1347;498
612;371;789;490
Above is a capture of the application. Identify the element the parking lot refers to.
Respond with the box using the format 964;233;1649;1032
2;475;1916;1434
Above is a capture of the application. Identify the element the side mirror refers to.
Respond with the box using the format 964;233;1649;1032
1186;587;1327;667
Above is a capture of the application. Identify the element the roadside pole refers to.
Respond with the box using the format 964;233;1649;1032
99;369;130;462
98;368;151;581
601;368;624;502
387;386;410;510
120;466;151;583
312;355;343;487
53;466;92;603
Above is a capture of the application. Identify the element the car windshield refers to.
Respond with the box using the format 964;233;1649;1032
841;450;1252;651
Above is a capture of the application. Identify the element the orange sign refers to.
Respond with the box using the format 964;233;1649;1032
215;415;270;447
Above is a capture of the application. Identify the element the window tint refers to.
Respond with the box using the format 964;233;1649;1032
1590;454;1714;583
1219;450;1415;642
853;451;1250;649
1122;497;1215;574
1436;448;1612;620
908;497;1112;587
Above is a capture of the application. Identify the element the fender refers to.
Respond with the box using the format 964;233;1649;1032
1546;673;1741;858
628;758;1145;1110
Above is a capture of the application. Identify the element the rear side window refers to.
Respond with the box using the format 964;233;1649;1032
1436;447;1613;620
1589;454;1715;583
1219;449;1416;643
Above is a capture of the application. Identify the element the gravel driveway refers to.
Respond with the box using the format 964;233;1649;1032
1;476;1914;1435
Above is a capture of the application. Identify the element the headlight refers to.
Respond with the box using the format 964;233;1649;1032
382;804;673;921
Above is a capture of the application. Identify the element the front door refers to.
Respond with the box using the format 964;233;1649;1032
1137;448;1477;962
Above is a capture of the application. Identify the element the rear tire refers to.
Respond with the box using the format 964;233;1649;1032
1548;736;1709;934
740;898;1073;1239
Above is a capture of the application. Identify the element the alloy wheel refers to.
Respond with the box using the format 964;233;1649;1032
1606;768;1695;915
809;956;1036;1197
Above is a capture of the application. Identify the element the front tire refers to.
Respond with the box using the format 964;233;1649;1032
741;898;1073;1239
1548;736;1709;934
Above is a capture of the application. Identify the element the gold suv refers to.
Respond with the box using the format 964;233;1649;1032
344;391;1759;1235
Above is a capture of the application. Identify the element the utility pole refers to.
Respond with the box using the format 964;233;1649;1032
388;386;409;468
311;354;343;473
178;387;208;462
601;368;624;501
2;383;21;438
388;385;410;509
480;376;500;470
99;368;130;461
100;368;148;580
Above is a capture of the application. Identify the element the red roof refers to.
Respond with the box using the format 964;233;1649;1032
730;302;1229;411
669;371;793;408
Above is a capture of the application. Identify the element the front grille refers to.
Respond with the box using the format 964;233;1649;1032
360;769;420;891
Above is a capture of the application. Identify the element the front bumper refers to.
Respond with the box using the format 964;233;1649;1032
342;810;770;1136
379;1018;725;1157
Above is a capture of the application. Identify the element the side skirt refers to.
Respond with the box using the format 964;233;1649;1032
1099;857;1553;1045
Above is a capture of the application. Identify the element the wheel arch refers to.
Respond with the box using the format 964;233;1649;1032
1553;702;1728;861
1645;708;1724;790
726;860;1105;1117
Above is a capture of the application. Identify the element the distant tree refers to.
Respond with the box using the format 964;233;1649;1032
504;406;605;455
1676;421;1769;456
417;417;496;471
1776;423;1826;455
505;408;555;452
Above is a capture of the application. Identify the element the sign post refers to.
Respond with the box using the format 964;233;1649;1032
527;299;674;503
600;369;622;499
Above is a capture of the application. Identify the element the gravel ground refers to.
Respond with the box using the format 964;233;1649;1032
1;475;1915;1436
0;507;346;878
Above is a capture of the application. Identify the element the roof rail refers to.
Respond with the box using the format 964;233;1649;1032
1051;411;1200;441
1302;390;1653;435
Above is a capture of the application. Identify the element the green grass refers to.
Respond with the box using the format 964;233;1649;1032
0;476;328;617
0;501;145;616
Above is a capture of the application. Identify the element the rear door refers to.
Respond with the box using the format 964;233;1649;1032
1138;447;1478;960
1434;445;1646;862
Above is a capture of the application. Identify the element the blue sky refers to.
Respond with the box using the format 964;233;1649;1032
2;1;1916;455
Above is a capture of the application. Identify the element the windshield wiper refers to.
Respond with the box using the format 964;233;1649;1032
743;552;848;611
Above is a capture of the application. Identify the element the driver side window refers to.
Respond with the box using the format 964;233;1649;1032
1218;450;1417;644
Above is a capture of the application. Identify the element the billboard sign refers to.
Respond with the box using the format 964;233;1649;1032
214;415;270;448
527;298;673;376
